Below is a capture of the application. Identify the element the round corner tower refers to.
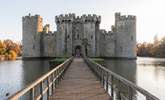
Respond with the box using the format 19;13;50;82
114;13;136;58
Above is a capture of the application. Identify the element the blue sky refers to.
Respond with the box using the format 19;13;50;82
0;0;165;43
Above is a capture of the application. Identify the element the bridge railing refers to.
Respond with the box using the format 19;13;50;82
9;57;73;100
84;58;159;100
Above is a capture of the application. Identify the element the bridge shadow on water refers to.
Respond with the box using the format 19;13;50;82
103;59;137;99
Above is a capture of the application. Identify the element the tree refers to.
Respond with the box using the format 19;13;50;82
137;35;165;58
0;39;22;61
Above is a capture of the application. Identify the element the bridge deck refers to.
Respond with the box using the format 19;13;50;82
49;58;111;100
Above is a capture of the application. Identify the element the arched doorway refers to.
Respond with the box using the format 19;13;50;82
75;45;81;57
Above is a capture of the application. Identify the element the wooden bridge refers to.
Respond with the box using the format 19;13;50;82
49;58;110;100
9;57;159;100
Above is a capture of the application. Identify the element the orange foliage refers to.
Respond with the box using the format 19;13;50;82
0;39;21;61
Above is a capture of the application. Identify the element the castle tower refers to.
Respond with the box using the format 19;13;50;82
82;14;100;57
95;15;101;57
55;14;75;57
22;14;43;57
43;24;50;33
114;13;136;58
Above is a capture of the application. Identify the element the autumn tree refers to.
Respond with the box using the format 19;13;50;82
0;39;22;61
137;35;165;58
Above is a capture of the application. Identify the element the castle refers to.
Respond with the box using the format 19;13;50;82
22;13;136;58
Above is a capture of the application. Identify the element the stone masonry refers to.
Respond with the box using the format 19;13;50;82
22;13;136;58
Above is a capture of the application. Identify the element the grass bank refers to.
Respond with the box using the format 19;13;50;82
90;58;104;64
49;58;68;67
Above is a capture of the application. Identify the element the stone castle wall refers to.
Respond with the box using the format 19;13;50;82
22;14;43;57
114;13;136;58
22;13;136;58
99;30;115;57
42;32;56;57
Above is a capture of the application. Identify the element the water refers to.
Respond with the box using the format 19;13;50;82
0;57;165;99
0;60;53;100
104;57;165;100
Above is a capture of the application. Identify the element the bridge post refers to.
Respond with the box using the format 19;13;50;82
99;67;101;82
47;77;50;100
102;70;104;87
111;75;114;98
40;81;44;100
57;69;59;85
52;73;55;93
128;87;133;100
116;88;121;100
30;88;34;100
106;72;109;92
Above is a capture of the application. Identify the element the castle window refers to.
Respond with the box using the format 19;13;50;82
57;20;60;23
62;20;64;22
33;44;35;49
91;35;93;39
67;35;70;39
77;34;79;39
120;46;123;53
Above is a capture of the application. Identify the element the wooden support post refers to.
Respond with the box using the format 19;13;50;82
111;75;114;98
60;68;63;81
116;88;121;100
96;66;98;77
40;81;43;100
30;88;34;100
128;87;133;100
52;73;54;93
102;71;104;87
106;72;109;92
57;69;59;85
55;71;57;88
47;77;50;100
100;68;102;82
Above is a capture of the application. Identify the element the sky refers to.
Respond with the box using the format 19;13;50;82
0;0;165;43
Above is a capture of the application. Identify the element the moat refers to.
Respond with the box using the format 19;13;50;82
0;57;164;99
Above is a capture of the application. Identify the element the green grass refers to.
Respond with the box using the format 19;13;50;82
90;58;104;64
49;58;67;67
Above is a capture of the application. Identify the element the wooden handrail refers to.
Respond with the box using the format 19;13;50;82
84;58;159;100
9;57;73;100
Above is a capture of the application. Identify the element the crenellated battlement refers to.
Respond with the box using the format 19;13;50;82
22;13;42;21
81;14;101;23
100;29;115;36
55;13;75;23
115;12;136;21
55;13;101;23
100;29;107;34
99;29;115;43
119;15;136;20
22;13;43;33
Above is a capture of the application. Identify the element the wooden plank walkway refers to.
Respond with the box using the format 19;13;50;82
49;58;111;100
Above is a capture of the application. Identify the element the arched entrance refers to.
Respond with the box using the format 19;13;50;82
75;45;81;57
